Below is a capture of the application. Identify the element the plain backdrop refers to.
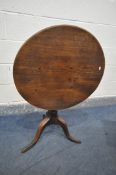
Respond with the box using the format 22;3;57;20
0;0;116;104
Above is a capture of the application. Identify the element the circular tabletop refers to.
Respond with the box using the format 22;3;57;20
13;25;105;110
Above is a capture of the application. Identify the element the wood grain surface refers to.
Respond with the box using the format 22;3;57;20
13;25;105;110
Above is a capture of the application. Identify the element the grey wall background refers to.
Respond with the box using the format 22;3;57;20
0;0;116;104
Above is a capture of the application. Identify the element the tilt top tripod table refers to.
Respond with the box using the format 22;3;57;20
13;25;105;153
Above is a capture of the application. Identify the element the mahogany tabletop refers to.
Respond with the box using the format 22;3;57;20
13;25;105;110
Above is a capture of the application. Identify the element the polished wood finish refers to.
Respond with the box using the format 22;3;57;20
13;25;105;153
21;110;81;153
13;25;105;110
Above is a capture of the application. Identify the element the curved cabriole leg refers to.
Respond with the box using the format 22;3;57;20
57;117;81;144
21;117;50;153
21;110;81;153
